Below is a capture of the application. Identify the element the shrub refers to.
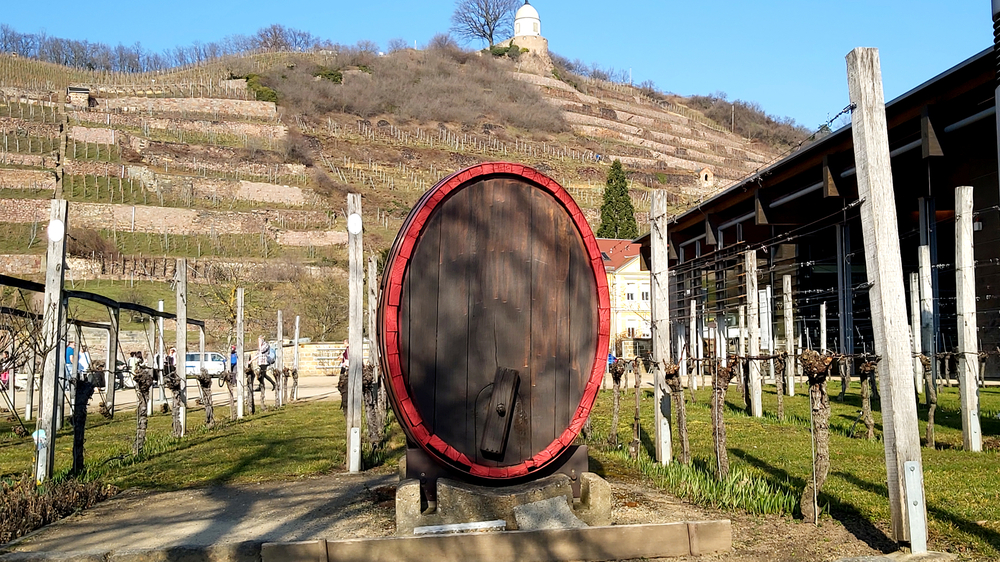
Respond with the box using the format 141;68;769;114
67;228;119;260
313;66;342;83
244;73;278;103
0;476;118;543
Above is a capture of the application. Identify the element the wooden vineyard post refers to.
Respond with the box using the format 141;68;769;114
276;310;284;407
293;315;300;401
650;190;672;464
347;194;363;472
689;299;698;391
236;288;245;419
909;273;923;395
954;185;982;452
847;47;925;546
746;249;762;417
918;246;934;385
782;274;795;396
175;258;187;437
819;302;827;354
35;199;67;485
106;307;119;416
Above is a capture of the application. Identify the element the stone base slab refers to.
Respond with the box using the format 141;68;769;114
395;473;610;535
262;521;731;562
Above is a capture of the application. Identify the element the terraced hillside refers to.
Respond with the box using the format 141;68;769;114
0;48;780;337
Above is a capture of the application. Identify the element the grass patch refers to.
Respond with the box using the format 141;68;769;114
0;378;992;557
585;381;1000;557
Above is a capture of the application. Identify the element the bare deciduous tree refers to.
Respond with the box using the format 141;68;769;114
450;0;518;47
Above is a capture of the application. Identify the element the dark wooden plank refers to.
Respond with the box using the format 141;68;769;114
529;188;559;453
569;225;598;427
433;187;473;454
505;181;534;463
553;211;574;437
480;367;520;457
468;179;497;465
405;210;442;433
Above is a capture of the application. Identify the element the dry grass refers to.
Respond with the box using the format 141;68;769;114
265;49;567;133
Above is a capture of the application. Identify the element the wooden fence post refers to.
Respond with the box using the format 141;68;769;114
819;302;827;354
347;194;363;472
954;185;982;452
847;46;925;546
782;274;795;396
746;249;762;417
35;199;67;485
909;272;923;395
175;258;187;437
236;288;245;419
650;191;671;464
276;310;283;407
293;315;300;401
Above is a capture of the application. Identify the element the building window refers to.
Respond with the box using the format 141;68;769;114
533;22;539;33
515;23;520;34
626;283;636;301
641;283;650;301
627;318;638;338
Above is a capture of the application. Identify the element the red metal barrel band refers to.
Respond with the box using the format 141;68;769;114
380;162;610;479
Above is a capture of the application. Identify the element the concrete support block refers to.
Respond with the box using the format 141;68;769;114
396;473;612;535
688;520;732;555
574;472;611;527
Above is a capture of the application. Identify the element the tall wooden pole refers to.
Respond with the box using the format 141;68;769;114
293;315;300;401
918;246;934;380
175;258;187;437
689;299;698;390
153;300;164;415
347;193;363;472
746;249;762;417
367;254;380;385
34;199;67;485
847;47;925;545
276;310;284;407
106;308;119;416
650;191;671;464
909;272;923;395
819;302;827;354
236;287;245;419
954;185;982;452
738;305;746;386
782;274;795;396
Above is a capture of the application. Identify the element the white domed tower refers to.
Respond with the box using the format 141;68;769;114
514;1;541;38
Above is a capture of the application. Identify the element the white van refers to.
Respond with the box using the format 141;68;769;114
184;352;227;376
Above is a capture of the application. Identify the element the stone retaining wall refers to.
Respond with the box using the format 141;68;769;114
70;111;287;140
0;169;55;190
69;126;116;145
98;97;278;120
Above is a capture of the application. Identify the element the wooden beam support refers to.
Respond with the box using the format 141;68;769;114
847;46;925;544
822;156;841;198
277;310;284;407
954;185;982;452
921;108;944;159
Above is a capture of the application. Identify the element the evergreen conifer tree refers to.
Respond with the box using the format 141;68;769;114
596;160;638;239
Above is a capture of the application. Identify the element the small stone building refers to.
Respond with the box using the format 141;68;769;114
67;86;92;109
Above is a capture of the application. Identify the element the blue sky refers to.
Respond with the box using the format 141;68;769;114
4;0;991;131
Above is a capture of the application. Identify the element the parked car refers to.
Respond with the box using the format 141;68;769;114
184;352;227;377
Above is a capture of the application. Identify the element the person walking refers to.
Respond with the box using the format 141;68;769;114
256;336;275;392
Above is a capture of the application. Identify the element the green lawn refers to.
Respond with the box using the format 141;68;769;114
587;380;1000;558
0;380;994;557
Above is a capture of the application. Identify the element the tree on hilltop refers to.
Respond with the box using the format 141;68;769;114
597;160;638;240
450;0;519;47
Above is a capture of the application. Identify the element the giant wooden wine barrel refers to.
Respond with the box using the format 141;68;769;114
378;162;610;483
